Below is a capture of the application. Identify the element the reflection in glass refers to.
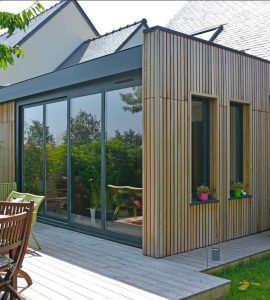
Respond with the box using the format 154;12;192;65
106;86;143;236
70;94;101;227
23;106;44;196
192;99;210;196
45;101;67;219
230;104;243;184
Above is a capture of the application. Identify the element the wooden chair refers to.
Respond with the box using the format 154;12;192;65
107;185;142;220
0;201;34;300
6;191;45;250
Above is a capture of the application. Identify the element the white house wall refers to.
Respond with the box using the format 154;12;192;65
0;2;97;85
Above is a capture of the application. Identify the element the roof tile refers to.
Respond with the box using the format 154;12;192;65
167;1;270;61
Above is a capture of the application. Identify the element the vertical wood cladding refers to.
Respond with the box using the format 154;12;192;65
143;28;270;257
0;101;15;183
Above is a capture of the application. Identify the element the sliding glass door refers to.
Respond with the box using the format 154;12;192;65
70;93;102;227
21;85;142;239
45;101;67;220
23;105;44;196
105;86;142;236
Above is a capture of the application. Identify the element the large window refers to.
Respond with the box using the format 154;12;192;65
22;84;142;240
23;105;44;196
45;101;67;220
230;103;243;183
192;98;210;197
70;93;101;227
106;86;142;236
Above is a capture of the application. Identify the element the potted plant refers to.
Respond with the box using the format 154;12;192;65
197;185;210;202
232;182;244;197
89;178;100;224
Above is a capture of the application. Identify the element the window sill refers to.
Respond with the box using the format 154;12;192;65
190;197;219;205
228;194;252;200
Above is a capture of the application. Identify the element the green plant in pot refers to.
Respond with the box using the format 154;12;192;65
89;178;100;224
232;182;244;197
197;185;210;202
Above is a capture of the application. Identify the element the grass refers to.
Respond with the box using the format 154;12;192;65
213;255;270;299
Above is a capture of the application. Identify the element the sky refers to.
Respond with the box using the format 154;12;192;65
0;1;185;34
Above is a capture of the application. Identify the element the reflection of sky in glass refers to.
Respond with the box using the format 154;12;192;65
106;87;142;137
24;105;43;144
71;93;101;119
46;101;67;145
23;87;142;144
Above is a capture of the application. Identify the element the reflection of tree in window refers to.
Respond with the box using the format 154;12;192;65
120;86;142;113
69;110;101;145
69;100;102;217
24;120;55;145
24;119;48;194
106;86;143;229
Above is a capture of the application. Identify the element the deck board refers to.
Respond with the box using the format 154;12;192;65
17;223;270;299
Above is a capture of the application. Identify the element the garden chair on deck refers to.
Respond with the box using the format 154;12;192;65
0;201;34;299
6;191;45;250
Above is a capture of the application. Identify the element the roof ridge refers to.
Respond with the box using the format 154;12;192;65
0;0;64;39
85;18;147;43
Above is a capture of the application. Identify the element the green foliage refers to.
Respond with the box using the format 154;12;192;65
24;119;55;193
69;110;101;145
23;107;142;213
214;255;270;299
0;1;45;69
232;181;244;190
71;139;101;208
197;185;210;194
106;129;142;187
24;120;55;145
120;86;142;113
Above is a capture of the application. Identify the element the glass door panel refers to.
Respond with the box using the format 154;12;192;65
23;106;44;196
70;94;102;227
45;101;67;219
105;86;143;236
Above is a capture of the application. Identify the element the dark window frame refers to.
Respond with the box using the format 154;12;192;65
17;74;142;248
191;98;210;198
230;103;244;183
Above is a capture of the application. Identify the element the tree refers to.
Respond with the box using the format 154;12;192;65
70;110;101;145
0;1;45;69
120;86;142;113
24;120;55;145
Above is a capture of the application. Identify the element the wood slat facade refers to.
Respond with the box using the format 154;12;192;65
143;27;270;257
0;101;15;183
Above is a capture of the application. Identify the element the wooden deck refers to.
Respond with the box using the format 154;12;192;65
18;223;270;299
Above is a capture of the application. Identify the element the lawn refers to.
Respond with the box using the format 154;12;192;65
213;255;270;299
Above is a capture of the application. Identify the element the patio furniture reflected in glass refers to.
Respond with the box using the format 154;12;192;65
0;201;34;298
107;185;142;219
106;86;143;236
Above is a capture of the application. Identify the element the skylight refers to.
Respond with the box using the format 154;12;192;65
192;25;223;42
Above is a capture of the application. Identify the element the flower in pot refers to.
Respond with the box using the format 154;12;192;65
232;182;244;197
197;185;210;202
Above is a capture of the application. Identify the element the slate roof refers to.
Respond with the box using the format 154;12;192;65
0;1;70;47
167;1;270;61
58;19;148;69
